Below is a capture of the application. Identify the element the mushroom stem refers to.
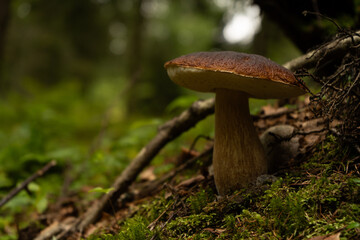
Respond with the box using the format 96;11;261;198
213;88;267;195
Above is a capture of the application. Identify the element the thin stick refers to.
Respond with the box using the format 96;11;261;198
0;160;57;208
137;147;213;199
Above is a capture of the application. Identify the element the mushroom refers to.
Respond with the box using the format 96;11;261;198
164;51;306;195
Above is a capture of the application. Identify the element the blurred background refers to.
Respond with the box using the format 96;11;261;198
0;0;359;237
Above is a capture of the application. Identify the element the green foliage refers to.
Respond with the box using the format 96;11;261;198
89;187;115;195
165;95;199;114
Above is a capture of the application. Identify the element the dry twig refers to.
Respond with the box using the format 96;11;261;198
0;160;56;208
137;147;213;199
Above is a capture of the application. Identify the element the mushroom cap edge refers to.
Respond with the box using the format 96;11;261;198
165;51;307;99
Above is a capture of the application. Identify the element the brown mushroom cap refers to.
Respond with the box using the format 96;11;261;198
165;51;307;99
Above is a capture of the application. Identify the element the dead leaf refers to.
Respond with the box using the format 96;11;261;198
256;119;267;129
265;114;287;127
175;147;200;165
260;105;277;115
203;228;226;234
297;118;323;131
330;119;343;128
308;232;341;240
303;134;320;146
289;111;299;119
139;166;156;181
261;105;288;116
175;175;205;189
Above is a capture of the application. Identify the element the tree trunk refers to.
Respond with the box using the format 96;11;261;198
0;0;11;91
125;0;145;114
0;0;10;63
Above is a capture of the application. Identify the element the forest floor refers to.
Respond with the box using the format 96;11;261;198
1;31;360;240
21;95;360;240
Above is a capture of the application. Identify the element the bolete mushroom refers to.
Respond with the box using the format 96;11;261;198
164;51;306;195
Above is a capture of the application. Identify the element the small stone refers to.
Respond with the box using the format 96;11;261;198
260;125;300;173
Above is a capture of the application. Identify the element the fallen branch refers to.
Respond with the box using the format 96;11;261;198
46;31;360;239
55;98;215;239
0;160;57;208
283;30;360;72
34;218;77;240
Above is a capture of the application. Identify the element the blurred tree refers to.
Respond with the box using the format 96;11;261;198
0;0;11;89
5;0;333;114
3;0;109;92
124;0;224;114
124;0;145;114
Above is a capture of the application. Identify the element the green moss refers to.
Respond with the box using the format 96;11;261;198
87;215;154;240
139;195;175;222
89;136;360;239
166;213;218;238
117;216;154;240
186;189;215;214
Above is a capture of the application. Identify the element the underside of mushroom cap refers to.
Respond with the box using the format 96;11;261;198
165;51;307;99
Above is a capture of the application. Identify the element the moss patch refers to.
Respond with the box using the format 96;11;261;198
89;136;360;239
